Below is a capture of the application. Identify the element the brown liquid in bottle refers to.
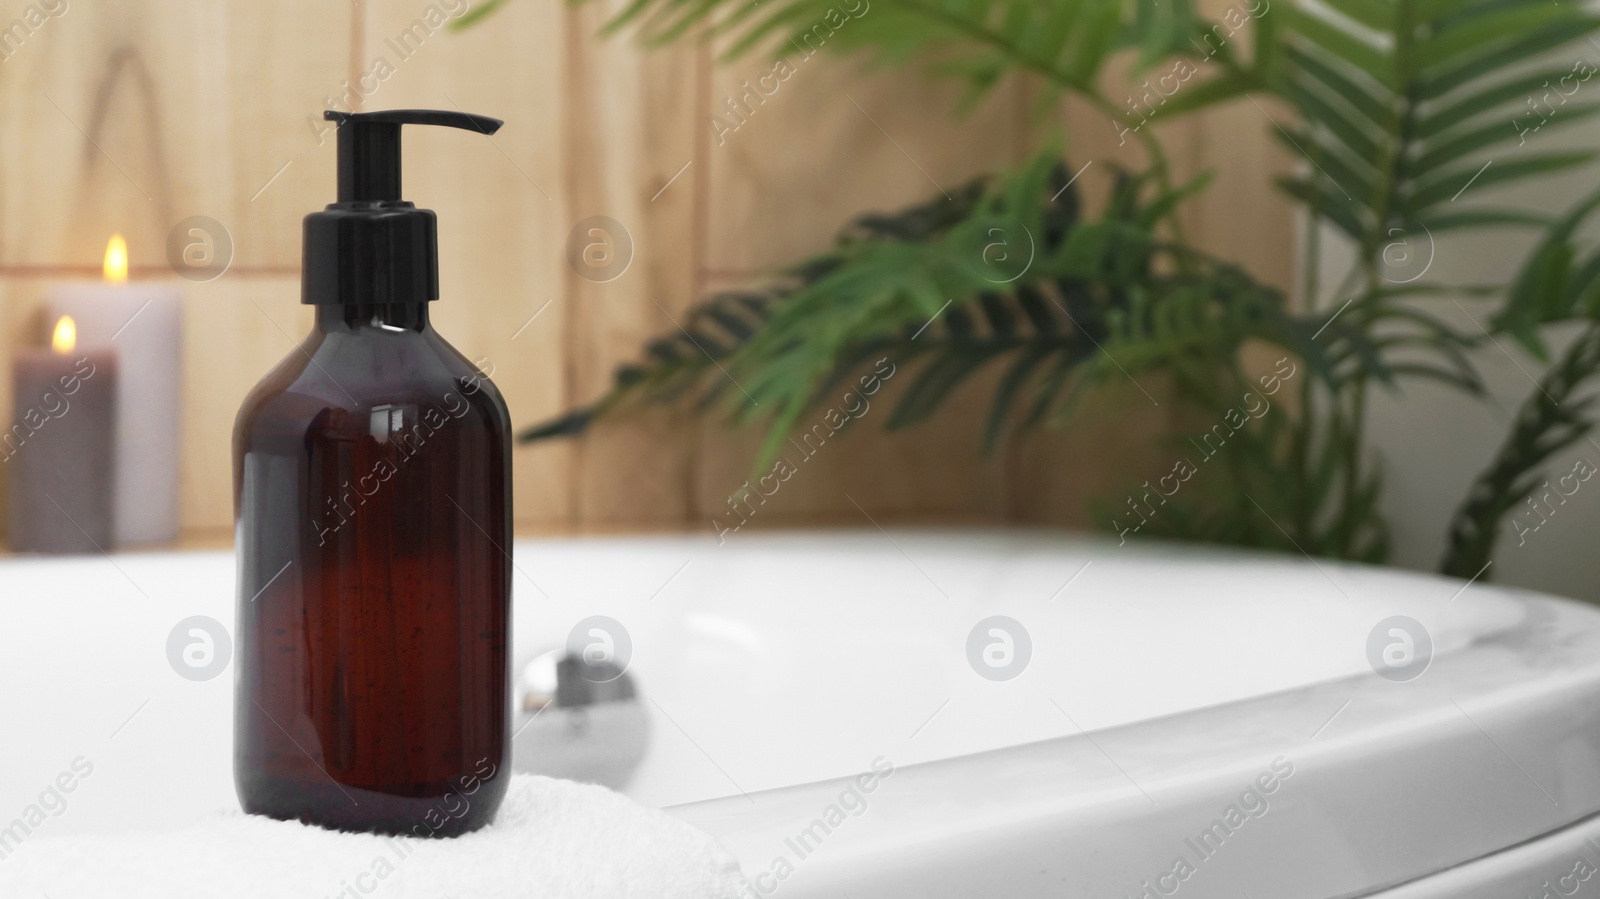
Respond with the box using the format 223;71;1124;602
233;302;510;836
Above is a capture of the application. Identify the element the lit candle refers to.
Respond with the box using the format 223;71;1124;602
6;316;118;553
46;235;184;545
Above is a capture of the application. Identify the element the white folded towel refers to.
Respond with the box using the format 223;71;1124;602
0;774;746;899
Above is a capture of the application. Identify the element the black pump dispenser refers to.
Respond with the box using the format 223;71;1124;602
303;108;503;306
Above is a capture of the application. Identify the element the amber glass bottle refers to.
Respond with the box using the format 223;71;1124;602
233;109;511;836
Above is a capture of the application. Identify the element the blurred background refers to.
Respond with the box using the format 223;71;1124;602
4;0;1600;600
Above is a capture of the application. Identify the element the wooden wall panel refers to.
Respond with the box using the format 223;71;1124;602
356;0;574;527
0;1;1294;543
0;0;345;271
690;357;1013;536
692;53;1030;527
1174;99;1298;295
0;1;349;545
1189;0;1298;296
178;278;310;531
702;58;1027;272
1007;383;1177;530
559;2;706;526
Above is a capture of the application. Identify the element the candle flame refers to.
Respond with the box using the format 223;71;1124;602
103;233;128;283
52;315;76;355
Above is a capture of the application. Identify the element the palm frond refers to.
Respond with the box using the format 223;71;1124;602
1441;322;1600;579
602;0;1215;101
1441;186;1600;577
1263;0;1600;253
1495;184;1600;358
520;150;1317;474
479;0;1600;567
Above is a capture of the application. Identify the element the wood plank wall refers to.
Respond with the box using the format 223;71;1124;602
0;0;1293;542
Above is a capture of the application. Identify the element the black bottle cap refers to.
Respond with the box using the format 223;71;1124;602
303;109;503;306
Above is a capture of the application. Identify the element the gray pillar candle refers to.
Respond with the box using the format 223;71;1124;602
5;317;118;554
46;234;184;545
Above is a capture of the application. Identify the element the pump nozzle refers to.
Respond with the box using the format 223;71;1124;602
303;108;504;306
325;109;503;203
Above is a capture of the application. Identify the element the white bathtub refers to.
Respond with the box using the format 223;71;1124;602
4;528;1600;897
